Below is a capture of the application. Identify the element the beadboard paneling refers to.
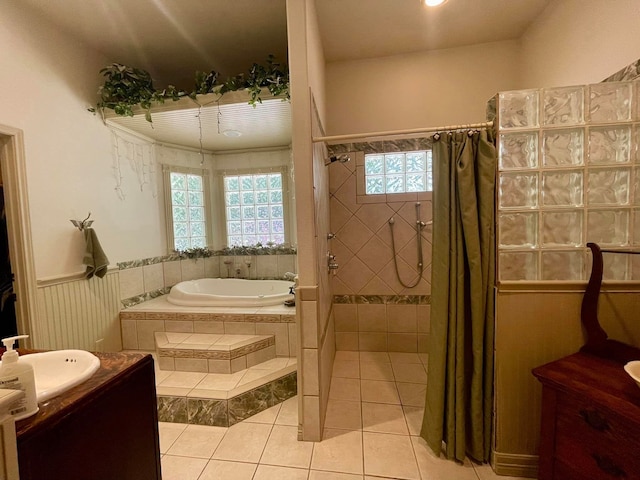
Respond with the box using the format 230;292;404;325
34;271;122;352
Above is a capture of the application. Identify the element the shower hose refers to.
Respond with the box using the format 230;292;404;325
388;202;426;289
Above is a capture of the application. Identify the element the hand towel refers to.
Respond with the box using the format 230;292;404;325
83;228;109;279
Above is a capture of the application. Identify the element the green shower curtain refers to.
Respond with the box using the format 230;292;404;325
420;129;496;463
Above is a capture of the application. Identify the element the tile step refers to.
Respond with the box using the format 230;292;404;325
156;364;297;428
155;332;276;374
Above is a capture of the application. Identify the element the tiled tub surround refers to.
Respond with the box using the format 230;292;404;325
117;253;297;307
121;296;297;427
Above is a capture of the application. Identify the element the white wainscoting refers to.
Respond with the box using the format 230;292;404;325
34;271;122;352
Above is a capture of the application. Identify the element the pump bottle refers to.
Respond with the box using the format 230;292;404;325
0;335;38;420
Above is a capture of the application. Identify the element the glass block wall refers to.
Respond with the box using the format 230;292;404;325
497;80;640;281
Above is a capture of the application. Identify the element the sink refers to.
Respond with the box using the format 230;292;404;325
17;350;100;402
624;360;640;389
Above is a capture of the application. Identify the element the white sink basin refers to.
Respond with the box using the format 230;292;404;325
625;360;640;390
17;350;100;402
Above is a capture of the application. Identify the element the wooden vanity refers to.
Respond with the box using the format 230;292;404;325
533;352;640;480
14;351;161;480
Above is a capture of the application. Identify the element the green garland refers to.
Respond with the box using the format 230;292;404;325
91;55;289;123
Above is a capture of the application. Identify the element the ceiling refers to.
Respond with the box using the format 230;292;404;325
19;0;551;151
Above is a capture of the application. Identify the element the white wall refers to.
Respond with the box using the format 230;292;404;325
520;0;640;89
325;40;520;135
0;3;166;279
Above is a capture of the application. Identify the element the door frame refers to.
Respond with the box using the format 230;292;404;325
0;124;38;345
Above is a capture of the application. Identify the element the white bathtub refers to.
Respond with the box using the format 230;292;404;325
167;278;295;307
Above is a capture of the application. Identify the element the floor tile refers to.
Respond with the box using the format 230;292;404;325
276;396;299;426
403;406;424;436
391;363;428;384
359;352;390;363
199;459;257;480
245;402;282;424
160;455;208;480
360;380;400;404
158;422;187;454
310;471;363;480
254;464;310;480
359;361;394;381
167;424;226;458
332;360;360;379
159;371;208;388
363;432;420;480
396;382;426;407
411;435;478;480
330;377;361;401
260;425;314;469
311;428;364;475
335;351;360;363
361;402;408;435
324;399;362;430
212;421;273;463
196;371;245;390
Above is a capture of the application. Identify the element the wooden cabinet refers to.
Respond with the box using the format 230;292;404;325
15;352;161;480
533;353;640;480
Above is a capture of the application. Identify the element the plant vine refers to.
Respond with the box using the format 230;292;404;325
90;55;289;123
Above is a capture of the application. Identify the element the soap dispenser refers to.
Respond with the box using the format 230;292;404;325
0;335;38;420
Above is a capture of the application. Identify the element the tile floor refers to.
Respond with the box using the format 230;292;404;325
158;351;530;480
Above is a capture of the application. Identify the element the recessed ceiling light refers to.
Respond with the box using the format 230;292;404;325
222;129;242;137
423;0;447;6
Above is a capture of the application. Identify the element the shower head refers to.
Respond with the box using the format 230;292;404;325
324;154;351;166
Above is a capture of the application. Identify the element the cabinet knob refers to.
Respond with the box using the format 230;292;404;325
579;408;610;432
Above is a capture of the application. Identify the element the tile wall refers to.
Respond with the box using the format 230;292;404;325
326;142;433;353
117;253;297;307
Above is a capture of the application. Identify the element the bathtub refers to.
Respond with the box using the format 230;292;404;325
167;278;295;307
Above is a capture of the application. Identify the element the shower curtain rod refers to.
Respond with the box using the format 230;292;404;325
312;120;494;144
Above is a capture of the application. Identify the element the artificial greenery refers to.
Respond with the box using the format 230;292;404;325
175;246;214;259
92;55;289;123
217;242;297;256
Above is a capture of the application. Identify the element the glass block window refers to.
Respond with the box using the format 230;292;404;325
169;171;208;251
223;172;285;247
364;151;432;195
497;79;640;282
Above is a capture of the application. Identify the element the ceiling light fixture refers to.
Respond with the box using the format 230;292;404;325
222;129;242;138
423;0;447;6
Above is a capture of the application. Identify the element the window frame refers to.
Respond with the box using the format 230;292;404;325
354;151;433;204
163;165;213;252
215;166;292;247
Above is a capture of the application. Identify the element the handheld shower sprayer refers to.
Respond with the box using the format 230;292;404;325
388;202;426;288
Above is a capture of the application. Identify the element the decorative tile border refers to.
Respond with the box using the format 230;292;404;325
157;371;297;427
120;311;295;323
333;295;431;305
326;137;434;156
603;57;640;83
122;287;170;308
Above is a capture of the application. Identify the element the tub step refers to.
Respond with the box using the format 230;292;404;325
155;332;276;374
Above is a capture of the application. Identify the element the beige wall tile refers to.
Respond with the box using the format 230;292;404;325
256;255;279;279
208;359;231;374
357;304;387;332
119;267;144;299
174;358;208;373
388;333;418;353
165;320;194;333
288;323;297;359
225;322;256;334
257;323;290;357
417;305;431;333
193;321;225;334
301;300;318;349
143;263;164;293
136;319;165;350
359;333;387;352
387;305;417;333
163;260;182;287
418;334;430;353
204;257;220;278
334;304;357;332
277;255;297;279
303;348;319;396
181;258;205;281
302;395;321;441
335;332;358;351
231;356;247;373
247;345;276;367
121;319;138;350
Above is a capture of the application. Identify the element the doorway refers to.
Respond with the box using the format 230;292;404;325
0;125;37;345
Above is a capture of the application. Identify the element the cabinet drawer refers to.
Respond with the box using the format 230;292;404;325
555;392;640;479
